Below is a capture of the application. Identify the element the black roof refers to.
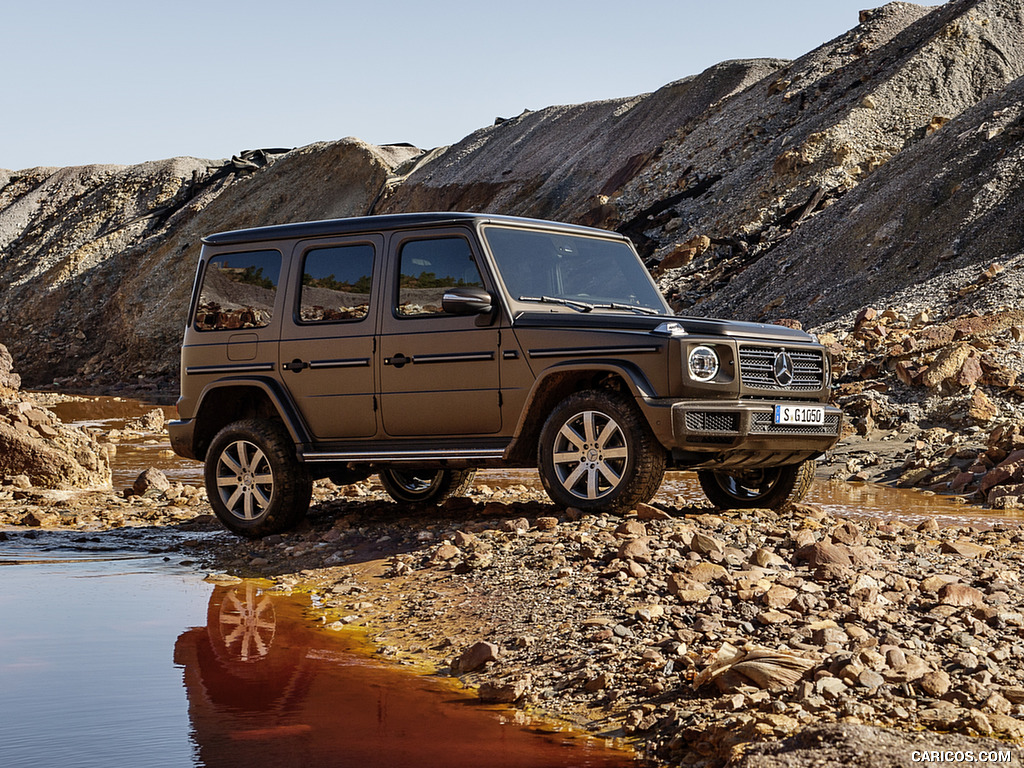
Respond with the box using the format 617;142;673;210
202;212;617;246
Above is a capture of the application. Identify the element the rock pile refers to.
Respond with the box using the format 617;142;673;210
815;302;1024;509
0;343;110;489
154;484;1024;767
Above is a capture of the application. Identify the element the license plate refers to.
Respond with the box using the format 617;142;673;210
774;405;825;426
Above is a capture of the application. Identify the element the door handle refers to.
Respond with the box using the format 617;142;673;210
283;359;309;372
384;353;410;368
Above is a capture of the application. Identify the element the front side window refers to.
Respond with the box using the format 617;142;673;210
299;244;374;323
194;250;281;331
396;237;483;317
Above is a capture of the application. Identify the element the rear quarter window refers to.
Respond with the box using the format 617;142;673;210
194;250;281;331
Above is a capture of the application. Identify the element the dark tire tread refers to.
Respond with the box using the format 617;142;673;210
204;419;312;538
537;388;666;513
379;468;476;505
698;459;815;512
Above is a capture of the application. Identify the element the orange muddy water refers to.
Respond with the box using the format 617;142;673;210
0;544;634;768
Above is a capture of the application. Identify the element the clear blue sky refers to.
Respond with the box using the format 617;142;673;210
2;0;916;170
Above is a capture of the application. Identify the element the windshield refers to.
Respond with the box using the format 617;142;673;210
482;226;670;314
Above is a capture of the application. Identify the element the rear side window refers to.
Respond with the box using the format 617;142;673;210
299;244;374;323
194;250;281;331
396;237;483;317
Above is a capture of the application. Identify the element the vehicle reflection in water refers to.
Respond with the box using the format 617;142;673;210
175;584;632;768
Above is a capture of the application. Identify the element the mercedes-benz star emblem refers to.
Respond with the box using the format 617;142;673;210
773;351;795;387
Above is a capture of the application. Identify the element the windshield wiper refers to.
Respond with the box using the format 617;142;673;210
518;295;594;313
590;302;663;316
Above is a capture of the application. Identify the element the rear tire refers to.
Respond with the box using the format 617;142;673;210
698;460;815;512
204;419;312;538
378;468;476;505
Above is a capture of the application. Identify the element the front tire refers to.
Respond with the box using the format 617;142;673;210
537;389;666;513
378;468;476;505
204;419;312;538
697;460;815;512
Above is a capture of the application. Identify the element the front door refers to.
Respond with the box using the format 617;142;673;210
278;236;382;440
378;230;501;437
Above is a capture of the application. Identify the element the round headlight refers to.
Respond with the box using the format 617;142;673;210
688;345;720;382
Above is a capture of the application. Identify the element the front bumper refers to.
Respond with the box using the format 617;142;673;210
644;398;843;469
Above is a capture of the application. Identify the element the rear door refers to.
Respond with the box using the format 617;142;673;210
378;229;501;437
277;236;382;440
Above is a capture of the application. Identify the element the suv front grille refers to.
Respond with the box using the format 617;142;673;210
739;346;824;392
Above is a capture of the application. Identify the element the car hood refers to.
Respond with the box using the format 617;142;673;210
512;311;814;343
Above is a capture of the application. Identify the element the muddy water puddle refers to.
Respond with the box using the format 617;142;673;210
47;395;195;489
0;535;633;768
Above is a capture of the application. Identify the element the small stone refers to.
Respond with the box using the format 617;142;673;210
625;560;647;579
814;563;855;582
988;713;1024;739
618;536;653;562
830;522;862;546
691;532;725;556
641;649;666;667
585;673;610;692
797;541;852;566
454;641;500;673
885;647;907;671
478;677;530;703
763;585;798;609
757;610;791;625
9;474;31;489
615;520;647;537
535;516;558;531
985;692;1013;716
938;583;986;608
858;669;885;690
635;605;664;622
753;548;786;568
676;588;713;604
501;517;531;533
918;669;951;697
636;503;670;521
939;540;991;559
685;562;729;584
920;574;960;593
133;467;170;495
815;676;848;699
434;543;461;561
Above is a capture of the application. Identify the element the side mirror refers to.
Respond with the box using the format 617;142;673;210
442;286;494;315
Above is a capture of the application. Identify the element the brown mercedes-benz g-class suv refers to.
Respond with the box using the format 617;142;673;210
169;213;841;537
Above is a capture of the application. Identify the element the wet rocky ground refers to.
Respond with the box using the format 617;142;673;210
2;469;1023;768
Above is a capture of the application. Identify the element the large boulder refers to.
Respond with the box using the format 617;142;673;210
0;344;110;488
